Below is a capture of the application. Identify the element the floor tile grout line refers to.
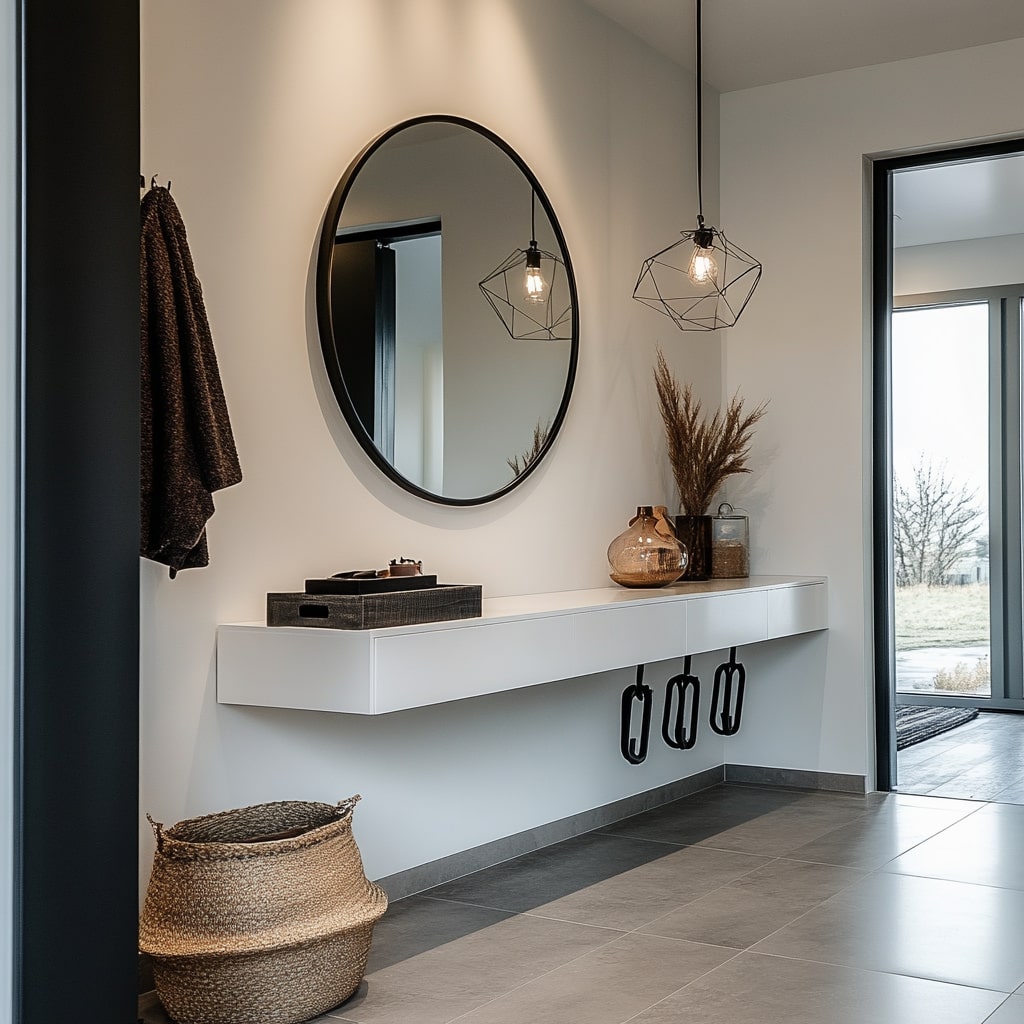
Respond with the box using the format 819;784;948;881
735;868;884;953
595;829;852;859
442;930;747;1024
352;913;636;1024
370;897;755;1022
737;946;1019;995
980;993;1019;1024
422;853;878;967
564;819;1020;963
591;829;707;848
432;911;679;1024
615;905;1013;1024
987;777;1024;802
876;865;1024;895
416;892;628;933
607;855;793;939
758;796;990;872
861;797;993;869
615;947;752;1024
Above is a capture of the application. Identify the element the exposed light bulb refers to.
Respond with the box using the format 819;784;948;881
687;246;718;286
524;244;546;303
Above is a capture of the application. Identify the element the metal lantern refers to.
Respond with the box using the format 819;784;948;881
480;191;573;342
633;0;761;331
634;224;762;332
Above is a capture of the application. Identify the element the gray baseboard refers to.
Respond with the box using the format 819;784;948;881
374;764;725;900
725;763;867;794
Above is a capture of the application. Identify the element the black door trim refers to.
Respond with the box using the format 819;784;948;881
870;135;1024;791
14;1;140;1020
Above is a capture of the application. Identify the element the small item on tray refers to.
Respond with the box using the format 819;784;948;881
386;557;423;577
330;557;423;581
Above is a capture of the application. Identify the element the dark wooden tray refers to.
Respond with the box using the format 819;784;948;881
304;574;438;595
267;584;482;630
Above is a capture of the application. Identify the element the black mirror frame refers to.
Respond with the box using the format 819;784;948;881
315;114;579;507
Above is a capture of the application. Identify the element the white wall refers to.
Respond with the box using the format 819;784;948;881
0;0;14;1014
720;38;1024;785
139;0;726;897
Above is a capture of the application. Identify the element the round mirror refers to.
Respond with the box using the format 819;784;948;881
316;116;578;506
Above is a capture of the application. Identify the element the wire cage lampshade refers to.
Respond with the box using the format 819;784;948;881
633;222;762;331
633;0;761;331
479;191;573;341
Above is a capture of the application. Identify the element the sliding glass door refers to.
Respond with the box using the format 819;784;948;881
892;288;1024;710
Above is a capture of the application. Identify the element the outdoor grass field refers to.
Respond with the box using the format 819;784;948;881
894;583;990;651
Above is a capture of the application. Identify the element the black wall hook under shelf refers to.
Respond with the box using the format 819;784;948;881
620;665;653;764
710;646;746;736
663;655;700;750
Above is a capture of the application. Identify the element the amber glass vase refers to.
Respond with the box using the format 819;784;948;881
608;506;688;588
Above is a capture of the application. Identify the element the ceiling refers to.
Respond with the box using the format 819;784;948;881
893;154;1024;248
578;0;1024;93
578;1;1024;247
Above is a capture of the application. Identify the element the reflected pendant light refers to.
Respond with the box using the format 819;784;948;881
479;190;573;341
633;0;761;331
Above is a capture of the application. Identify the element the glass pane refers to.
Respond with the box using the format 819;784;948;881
892;303;991;697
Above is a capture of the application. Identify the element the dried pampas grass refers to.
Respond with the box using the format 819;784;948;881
654;349;767;516
508;421;551;478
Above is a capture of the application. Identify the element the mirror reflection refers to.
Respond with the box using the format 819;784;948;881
317;118;578;505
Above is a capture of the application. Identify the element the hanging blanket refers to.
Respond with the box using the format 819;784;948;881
141;185;242;577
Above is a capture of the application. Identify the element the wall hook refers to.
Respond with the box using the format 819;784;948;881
663;655;700;749
620;664;653;764
710;647;746;736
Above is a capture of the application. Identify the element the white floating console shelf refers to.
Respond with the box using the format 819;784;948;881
217;576;827;716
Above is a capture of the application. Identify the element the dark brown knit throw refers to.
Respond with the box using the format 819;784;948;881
141;186;242;577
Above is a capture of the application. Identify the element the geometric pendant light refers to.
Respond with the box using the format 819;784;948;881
633;0;761;331
480;190;573;341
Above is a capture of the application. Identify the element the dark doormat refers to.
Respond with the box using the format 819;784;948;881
896;705;979;750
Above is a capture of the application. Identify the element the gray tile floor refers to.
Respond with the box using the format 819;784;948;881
898;709;1024;801
140;783;1024;1024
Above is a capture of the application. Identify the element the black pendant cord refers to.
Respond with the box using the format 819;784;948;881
530;190;538;247
695;0;704;229
631;0;762;331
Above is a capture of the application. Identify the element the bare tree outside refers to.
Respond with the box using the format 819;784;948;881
893;457;984;587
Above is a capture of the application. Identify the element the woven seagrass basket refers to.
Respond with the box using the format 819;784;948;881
139;796;387;1024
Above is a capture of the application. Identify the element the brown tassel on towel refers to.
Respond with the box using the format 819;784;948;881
141;185;242;577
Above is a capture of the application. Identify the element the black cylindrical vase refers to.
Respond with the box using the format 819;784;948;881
674;515;712;581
